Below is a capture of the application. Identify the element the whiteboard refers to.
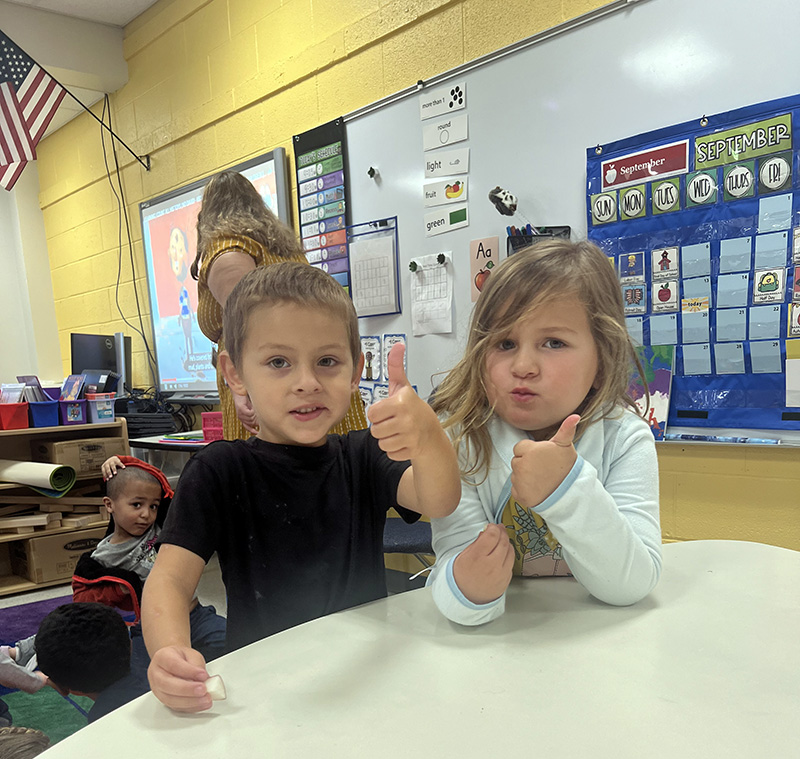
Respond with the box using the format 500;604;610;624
345;0;799;410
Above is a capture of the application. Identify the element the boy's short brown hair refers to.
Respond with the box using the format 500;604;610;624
105;466;160;501
223;262;360;369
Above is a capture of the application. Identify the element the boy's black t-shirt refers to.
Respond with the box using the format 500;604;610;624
158;430;413;652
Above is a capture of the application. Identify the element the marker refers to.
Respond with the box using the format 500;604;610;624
664;433;780;445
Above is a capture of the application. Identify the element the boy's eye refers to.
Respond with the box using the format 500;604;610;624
318;356;338;367
268;357;289;369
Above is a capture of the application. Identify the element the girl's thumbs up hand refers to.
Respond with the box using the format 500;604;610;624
510;414;580;508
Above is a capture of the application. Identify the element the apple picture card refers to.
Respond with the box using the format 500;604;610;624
652;280;679;313
410;252;453;336
469;236;500;302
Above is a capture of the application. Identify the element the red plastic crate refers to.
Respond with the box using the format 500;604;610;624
202;411;223;441
0;402;29;430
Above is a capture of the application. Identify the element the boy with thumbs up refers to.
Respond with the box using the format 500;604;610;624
142;262;459;713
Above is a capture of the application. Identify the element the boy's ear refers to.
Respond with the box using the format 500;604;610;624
102;496;113;514
351;353;365;391
219;350;247;396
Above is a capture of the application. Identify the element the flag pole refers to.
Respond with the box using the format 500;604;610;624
60;85;151;171
7;34;151;171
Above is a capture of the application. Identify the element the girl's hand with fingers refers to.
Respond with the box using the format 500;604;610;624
511;414;580;508
453;524;515;605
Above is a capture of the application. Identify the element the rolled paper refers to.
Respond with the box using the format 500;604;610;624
0;459;77;498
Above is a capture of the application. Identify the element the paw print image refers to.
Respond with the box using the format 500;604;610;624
449;85;464;108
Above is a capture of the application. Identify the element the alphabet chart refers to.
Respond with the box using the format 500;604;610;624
587;93;800;430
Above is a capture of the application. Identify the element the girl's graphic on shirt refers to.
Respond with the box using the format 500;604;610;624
500;496;572;577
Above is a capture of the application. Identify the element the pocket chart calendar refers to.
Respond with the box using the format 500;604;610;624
587;93;800;430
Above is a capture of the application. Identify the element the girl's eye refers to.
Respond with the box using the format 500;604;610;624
544;339;566;349
268;358;289;369
318;357;338;368
498;339;516;351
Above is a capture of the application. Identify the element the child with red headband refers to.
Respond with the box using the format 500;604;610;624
72;456;226;663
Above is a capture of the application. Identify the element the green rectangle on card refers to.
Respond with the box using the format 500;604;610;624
449;208;467;224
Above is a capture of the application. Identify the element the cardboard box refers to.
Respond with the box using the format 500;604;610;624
9;527;106;584
30;437;127;476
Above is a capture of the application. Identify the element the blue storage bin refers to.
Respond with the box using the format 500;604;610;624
59;399;87;425
29;388;59;428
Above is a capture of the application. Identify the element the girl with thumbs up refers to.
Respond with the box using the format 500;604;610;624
428;240;662;625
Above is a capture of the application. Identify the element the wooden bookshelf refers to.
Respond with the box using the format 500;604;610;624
0;419;128;597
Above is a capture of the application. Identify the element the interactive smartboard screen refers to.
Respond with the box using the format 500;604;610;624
139;149;291;400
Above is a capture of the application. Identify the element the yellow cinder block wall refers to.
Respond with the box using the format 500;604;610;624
33;0;800;553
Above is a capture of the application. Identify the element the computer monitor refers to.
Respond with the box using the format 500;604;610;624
138;148;291;402
70;333;132;394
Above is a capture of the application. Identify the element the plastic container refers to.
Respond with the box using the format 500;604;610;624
59;399;87;425
85;392;116;424
29;388;59;428
0;402;29;430
202;411;224;441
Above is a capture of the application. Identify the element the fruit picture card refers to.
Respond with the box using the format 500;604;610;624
470;236;500;302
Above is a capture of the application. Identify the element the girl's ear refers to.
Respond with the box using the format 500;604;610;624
219;351;247;396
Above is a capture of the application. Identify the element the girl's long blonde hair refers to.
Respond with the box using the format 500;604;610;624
191;170;302;280
431;239;646;480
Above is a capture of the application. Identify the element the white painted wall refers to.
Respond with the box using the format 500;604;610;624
0;176;40;383
0;165;62;385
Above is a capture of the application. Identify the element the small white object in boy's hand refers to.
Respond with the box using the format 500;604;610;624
205;674;227;701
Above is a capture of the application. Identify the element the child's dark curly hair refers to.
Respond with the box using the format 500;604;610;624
35;603;130;694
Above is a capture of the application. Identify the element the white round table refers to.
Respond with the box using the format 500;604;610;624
45;540;799;757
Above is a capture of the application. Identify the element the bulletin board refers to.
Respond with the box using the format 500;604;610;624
341;0;800;434
587;94;800;430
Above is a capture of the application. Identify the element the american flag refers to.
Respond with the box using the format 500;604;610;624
0;31;66;191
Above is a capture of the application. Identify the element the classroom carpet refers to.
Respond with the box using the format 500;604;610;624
0;594;92;745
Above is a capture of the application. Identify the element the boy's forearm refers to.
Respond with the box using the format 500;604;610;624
141;571;194;656
410;426;460;518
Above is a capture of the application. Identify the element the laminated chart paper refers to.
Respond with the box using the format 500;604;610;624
409;253;453;336
588;94;800;430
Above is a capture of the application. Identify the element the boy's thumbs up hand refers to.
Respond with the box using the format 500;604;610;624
386;343;410;397
369;343;435;461
510;414;580;508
